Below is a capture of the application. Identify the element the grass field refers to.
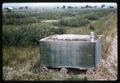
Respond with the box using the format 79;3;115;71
2;8;117;80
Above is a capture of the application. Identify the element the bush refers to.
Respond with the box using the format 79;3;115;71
3;14;40;25
89;25;95;31
2;11;59;25
2;24;65;46
84;14;100;20
55;28;65;34
59;17;89;27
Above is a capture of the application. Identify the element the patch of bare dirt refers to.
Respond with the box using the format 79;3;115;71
41;20;59;23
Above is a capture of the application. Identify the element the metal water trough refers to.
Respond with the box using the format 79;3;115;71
39;33;102;69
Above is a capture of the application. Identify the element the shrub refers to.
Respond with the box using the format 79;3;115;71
59;17;89;27
2;24;65;46
84;14;100;20
3;15;40;25
88;15;99;20
89;24;95;31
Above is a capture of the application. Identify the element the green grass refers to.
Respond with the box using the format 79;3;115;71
66;74;87;80
59;17;90;27
2;24;65;45
2;8;117;80
2;8;116;46
65;12;117;59
3;45;39;69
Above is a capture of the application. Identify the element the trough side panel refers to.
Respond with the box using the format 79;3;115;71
77;42;95;69
40;41;51;66
40;40;96;69
95;38;102;66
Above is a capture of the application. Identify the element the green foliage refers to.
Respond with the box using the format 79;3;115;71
89;24;95;31
3;25;65;45
66;74;87;80
2;10;67;46
84;14;100;20
83;8;116;21
2;8;117;80
3;46;39;67
2;12;41;25
2;8;116;46
59;17;89;27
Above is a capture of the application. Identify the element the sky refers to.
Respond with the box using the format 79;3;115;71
2;2;117;8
